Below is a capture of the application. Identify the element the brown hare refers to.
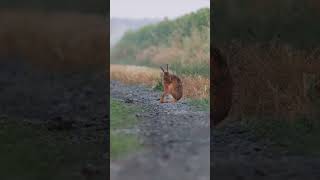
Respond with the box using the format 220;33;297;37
212;47;233;126
160;64;183;103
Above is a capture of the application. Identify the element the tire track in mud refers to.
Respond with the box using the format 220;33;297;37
110;80;210;180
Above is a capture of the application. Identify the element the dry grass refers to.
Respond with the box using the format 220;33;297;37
221;42;320;121
0;10;108;72
110;64;209;99
138;28;210;66
110;64;160;86
182;75;209;99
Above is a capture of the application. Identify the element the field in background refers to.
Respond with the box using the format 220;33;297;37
111;8;209;77
110;8;210;108
221;42;320;123
0;10;108;72
226;42;320;154
110;64;209;99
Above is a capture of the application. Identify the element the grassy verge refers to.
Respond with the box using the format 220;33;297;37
0;117;106;180
110;132;141;160
187;98;210;111
110;98;141;160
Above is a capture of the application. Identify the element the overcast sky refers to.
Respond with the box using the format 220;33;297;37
111;0;210;19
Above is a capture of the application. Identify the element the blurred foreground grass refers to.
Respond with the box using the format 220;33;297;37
110;99;141;160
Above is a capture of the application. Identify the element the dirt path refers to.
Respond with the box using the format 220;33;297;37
110;80;210;180
213;122;320;180
110;80;320;180
0;58;108;179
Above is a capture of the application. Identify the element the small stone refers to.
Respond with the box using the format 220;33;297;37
124;98;134;103
162;152;170;160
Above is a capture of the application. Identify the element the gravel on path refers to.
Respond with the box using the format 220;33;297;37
110;80;210;180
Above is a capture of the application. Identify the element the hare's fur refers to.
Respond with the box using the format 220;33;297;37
212;47;233;126
160;64;183;103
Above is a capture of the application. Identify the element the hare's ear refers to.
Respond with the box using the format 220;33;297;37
160;66;165;72
166;64;169;72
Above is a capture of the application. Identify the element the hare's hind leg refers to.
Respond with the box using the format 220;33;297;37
160;92;166;103
171;98;177;103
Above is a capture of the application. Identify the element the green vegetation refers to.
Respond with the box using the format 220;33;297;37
111;99;141;159
111;99;139;129
152;78;163;91
213;0;320;47
0;0;107;14
110;132;141;159
0;118;106;180
111;8;210;77
171;60;210;77
187;98;210;111
116;8;209;50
